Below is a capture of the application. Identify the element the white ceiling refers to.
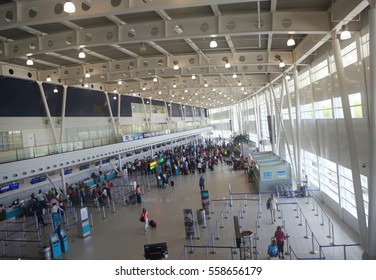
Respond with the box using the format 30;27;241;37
0;0;370;109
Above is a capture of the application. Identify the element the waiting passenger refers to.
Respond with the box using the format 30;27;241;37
267;239;279;260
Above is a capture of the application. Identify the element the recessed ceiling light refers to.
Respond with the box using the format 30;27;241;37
64;1;76;13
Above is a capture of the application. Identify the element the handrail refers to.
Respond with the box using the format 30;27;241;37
319;243;361;260
0;125;210;164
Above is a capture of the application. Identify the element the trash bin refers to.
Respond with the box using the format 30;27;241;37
39;246;52;260
196;209;206;227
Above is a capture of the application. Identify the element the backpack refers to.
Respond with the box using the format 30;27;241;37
266;198;271;210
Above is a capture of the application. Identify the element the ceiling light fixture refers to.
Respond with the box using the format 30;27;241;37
64;1;76;13
172;82;177;88
173;61;179;70
118;80;123;85
204;82;208;87
53;87;58;93
232;73;237;79
191;74;196;80
26;56;33;66
340;24;351;40
279;60;285;68
46;76;52;82
85;72;90;78
153;77;158;83
238;81;242;86
142;84;147;91
78;48;86;58
84;83;89;88
113;95;117;100
287;36;296;46
225;61;231;69
114;89;118;93
210;38;218;48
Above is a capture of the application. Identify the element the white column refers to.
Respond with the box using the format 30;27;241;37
331;32;367;250
366;1;376;259
59;85;67;144
283;73;298;182
104;92;117;137
271;85;296;180
37;81;58;144
294;67;302;186
117;94;121;135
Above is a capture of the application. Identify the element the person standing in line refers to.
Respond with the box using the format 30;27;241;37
267;239;279;260
135;185;142;204
140;208;149;233
268;193;278;223
199;175;205;191
273;226;286;259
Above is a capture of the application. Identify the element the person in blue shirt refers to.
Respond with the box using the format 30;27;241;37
267;239;279;259
199;176;205;191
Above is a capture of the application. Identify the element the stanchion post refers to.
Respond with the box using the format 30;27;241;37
210;234;216;254
320;210;326;226
330;224;335;245
295;204;299;218
102;206;106;219
215;221;221;240
90;213;94;227
299;208;304;226
284;235;290;256
189;236;194;254
195;222;201;240
310;232;318;254
327;219;332;238
112;201;116;213
255;221;260;240
304;219;310;239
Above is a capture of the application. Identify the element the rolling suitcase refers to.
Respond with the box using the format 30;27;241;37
149;220;157;227
170;181;174;187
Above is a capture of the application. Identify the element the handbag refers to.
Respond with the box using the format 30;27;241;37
140;216;145;222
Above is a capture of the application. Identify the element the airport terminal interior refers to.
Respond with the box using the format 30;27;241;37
0;0;375;260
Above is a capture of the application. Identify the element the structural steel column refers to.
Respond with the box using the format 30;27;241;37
60;85;67;144
271;84;296;180
294;67;303;186
331;32;367;251
283;73;298;182
366;1;376;259
104;92;118;137
141;97;150;131
37;81;59;144
117;94;121;135
268;87;276;154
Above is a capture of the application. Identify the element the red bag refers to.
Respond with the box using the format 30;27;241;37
149;220;157;227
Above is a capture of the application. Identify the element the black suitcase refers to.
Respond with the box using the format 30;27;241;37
170;181;174;187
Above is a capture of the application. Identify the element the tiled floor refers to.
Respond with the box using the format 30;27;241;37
0;162;363;260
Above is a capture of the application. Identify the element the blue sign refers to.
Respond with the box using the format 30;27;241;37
263;172;273;179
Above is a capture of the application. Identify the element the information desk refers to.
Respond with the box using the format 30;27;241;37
251;152;292;192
